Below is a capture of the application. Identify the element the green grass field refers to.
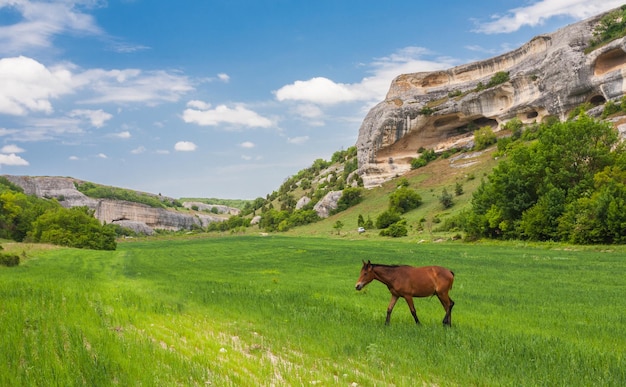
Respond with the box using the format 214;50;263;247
1;236;624;386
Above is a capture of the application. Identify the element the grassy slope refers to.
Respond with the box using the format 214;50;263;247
286;148;499;239
1;236;624;386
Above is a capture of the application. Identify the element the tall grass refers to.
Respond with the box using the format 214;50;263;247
1;236;624;385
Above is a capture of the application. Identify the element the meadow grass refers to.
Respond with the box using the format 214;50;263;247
1;235;624;386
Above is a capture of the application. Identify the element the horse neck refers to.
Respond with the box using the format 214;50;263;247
372;265;398;286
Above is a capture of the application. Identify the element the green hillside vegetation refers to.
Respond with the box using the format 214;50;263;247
0;178;118;252
75;181;182;209
587;5;626;53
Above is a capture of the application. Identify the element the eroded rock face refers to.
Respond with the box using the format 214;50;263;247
356;8;626;187
3;175;224;233
313;191;343;218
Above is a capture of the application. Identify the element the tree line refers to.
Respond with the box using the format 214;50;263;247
449;114;626;244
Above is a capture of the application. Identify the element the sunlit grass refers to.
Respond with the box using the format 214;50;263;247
1;236;624;385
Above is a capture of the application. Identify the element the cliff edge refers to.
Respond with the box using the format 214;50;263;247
356;8;626;187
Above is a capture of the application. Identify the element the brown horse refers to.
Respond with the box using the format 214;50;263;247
355;260;455;326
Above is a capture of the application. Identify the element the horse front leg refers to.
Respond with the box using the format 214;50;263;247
385;295;399;325
404;296;420;325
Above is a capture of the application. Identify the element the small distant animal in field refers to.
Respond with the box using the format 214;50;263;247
355;260;455;326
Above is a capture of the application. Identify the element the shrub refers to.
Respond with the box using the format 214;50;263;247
0;253;19;267
379;220;408;237
487;71;510;88
389;187;422;213
439;188;454;209
375;210;402;229
474;126;497;150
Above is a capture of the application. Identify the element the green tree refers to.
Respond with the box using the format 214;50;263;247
388;187;422;213
439;188;454;209
333;220;344;235
28;206;116;250
464;115;621;242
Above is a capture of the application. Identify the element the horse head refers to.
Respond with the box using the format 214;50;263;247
355;260;374;291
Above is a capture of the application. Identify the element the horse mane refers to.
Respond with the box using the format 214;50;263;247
372;263;407;268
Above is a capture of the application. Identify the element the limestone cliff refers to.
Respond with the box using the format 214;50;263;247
3;175;229;233
356;8;626;187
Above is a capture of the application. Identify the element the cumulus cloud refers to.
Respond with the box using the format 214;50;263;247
175;141;197;151
0;153;29;166
1;144;25;154
0;0;103;55
217;73;230;82
69;109;112;127
182;101;273;129
97;153;107;159
473;0;625;34
239;141;255;148
0;56;73;115
0;56;194;118
274;46;457;106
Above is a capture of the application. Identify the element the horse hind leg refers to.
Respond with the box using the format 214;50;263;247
437;293;454;327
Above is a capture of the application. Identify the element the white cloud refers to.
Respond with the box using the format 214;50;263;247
0;0;102;55
69;155;79;161
69;109;112;128
97;153;107;159
295;104;323;119
275;77;359;105
175;141;197;151
0;56;73;115
76;68;193;105
182;102;273;128
241;155;252;161
113;131;131;139
287;136;309;145
240;141;255;148
0;153;29;166
131;146;146;154
473;0;625;34
0;56;194;118
1;144;25;154
274;46;457;106
217;73;230;82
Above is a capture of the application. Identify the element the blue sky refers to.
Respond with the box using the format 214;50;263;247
0;0;623;199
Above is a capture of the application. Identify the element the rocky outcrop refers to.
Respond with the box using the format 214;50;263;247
3;175;227;233
356;8;626;187
313;191;343;218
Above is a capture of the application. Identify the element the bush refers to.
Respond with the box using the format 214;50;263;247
439;188;454;209
487;71;510;88
375;210;402;229
474;126;497;150
0;253;19;267
379;220;408;237
388;187;422;213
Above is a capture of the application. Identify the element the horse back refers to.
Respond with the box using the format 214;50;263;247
406;265;454;297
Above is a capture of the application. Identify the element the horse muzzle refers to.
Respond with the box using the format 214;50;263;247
355;283;363;291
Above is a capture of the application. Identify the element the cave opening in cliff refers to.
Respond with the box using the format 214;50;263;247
589;95;606;106
526;111;539;119
594;48;626;76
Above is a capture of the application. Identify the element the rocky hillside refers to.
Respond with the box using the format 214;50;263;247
356;6;626;187
2;175;236;234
